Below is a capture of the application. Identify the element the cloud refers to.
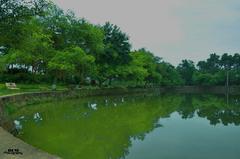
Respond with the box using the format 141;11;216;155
52;0;240;65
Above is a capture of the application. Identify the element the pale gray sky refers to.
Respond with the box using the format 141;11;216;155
52;0;240;65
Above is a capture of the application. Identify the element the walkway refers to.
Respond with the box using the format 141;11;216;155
0;127;60;159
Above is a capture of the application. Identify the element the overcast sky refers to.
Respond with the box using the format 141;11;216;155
52;0;240;65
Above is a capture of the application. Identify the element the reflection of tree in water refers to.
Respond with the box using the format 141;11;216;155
177;94;240;126
10;94;183;159
177;95;195;119
7;93;240;159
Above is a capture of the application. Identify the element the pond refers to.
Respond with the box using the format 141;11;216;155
7;93;240;159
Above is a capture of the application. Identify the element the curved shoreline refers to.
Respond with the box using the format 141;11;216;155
0;86;239;159
0;88;160;159
0;127;60;159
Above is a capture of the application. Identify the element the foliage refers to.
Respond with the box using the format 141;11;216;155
156;62;183;86
121;49;163;86
48;47;95;83
177;60;196;85
0;0;49;51
93;22;132;86
195;53;240;86
0;0;239;87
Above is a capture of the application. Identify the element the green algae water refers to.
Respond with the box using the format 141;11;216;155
8;94;240;159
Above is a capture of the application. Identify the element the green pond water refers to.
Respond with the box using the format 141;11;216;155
7;93;240;159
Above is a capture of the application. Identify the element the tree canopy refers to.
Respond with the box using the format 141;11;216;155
0;0;239;87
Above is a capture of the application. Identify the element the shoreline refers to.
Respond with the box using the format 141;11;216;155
0;86;239;159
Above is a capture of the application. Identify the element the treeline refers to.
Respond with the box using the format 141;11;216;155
179;53;240;86
0;0;239;87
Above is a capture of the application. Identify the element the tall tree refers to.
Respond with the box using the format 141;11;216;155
156;62;183;86
95;22;131;86
197;53;220;73
177;60;196;85
233;53;240;69
220;53;234;88
101;22;131;65
48;47;95;84
127;49;162;86
220;53;233;70
40;4;104;53
0;0;48;51
4;18;53;74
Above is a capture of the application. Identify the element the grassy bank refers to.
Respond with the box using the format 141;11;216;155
0;83;67;96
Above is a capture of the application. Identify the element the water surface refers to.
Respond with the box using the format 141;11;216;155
8;93;240;159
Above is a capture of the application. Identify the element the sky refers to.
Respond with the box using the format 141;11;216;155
52;0;240;66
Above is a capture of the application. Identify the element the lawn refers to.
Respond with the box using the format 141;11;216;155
0;83;67;96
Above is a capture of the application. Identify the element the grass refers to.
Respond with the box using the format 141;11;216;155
0;82;141;97
0;83;67;96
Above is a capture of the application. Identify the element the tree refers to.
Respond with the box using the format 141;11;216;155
206;53;220;73
177;60;196;85
220;53;233;70
126;49;162;86
4;18;53;74
40;4;104;54
0;0;48;22
94;22;132;86
156;62;183;86
197;53;220;73
0;0;49;52
220;53;233;88
48;47;95;84
233;53;240;69
101;22;131;65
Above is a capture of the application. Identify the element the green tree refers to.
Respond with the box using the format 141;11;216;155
220;53;233;70
94;22;132;86
220;53;234;88
101;22;131;64
4;19;53;74
156;62;183;86
0;0;48;52
233;53;240;69
177;60;196;85
48;47;95;84
127;49;162;86
40;4;104;53
197;53;220;73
